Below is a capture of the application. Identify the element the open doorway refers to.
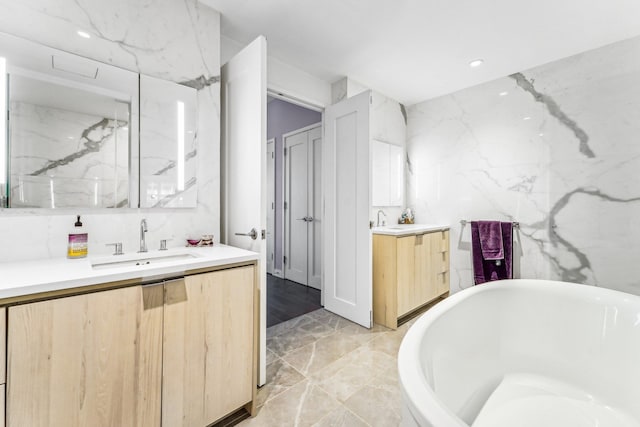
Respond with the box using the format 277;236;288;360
266;93;323;327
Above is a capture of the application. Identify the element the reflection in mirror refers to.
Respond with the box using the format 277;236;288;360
0;32;139;208
140;75;198;208
372;139;404;207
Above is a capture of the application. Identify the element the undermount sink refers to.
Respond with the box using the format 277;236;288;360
91;252;200;270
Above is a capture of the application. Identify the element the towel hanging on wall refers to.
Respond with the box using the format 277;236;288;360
471;221;513;284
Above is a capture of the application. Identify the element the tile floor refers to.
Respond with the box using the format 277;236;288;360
239;309;418;427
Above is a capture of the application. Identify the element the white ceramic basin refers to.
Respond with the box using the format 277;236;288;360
91;252;200;270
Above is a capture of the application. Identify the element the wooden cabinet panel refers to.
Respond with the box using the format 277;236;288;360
373;234;398;328
396;236;416;316
163;266;255;426
7;285;163;427
433;230;450;295
0;307;5;384
373;230;450;329
0;384;4;427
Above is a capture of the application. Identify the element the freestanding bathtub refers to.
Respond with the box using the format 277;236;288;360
398;279;640;427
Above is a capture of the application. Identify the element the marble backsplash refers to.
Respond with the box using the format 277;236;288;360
0;0;221;261
407;35;640;295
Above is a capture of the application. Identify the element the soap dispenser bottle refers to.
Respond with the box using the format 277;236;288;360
68;215;88;259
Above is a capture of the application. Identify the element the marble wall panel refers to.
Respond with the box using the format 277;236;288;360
407;36;640;295
0;0;221;261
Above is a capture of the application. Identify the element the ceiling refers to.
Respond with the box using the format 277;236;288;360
201;0;640;105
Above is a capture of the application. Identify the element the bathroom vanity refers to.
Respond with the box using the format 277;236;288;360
0;245;259;427
372;224;450;329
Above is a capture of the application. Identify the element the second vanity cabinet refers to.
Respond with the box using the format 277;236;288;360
373;228;449;329
4;264;256;427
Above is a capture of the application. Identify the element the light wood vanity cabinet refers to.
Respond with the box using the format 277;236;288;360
7;284;164;427
373;229;449;329
163;266;255;426
3;264;256;427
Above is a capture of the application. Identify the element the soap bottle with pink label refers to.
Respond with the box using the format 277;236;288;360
68;215;88;259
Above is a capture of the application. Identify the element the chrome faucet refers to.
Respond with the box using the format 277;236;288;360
139;218;148;253
376;209;387;227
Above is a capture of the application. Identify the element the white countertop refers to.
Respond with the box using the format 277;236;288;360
372;223;450;236
0;244;259;301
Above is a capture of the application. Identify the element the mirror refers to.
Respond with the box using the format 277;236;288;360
0;32;138;208
140;75;198;208
372;139;404;207
0;32;199;209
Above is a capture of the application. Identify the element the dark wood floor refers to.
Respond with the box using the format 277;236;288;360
267;274;322;327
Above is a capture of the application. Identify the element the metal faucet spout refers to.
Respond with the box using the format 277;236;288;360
139;219;148;253
377;210;387;227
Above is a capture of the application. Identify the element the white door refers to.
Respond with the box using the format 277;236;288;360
323;90;372;328
284;130;309;285
283;124;322;290
221;36;267;385
266;138;275;275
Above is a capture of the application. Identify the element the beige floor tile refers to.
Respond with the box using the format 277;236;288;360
267;315;317;339
267;326;320;357
311;405;370;427
364;329;405;359
266;348;279;365
256;358;305;407
343;368;403;427
311;347;397;402
282;333;361;375
336;322;390;345
241;380;341;427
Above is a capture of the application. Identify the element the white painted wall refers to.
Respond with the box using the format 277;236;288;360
222;35;332;108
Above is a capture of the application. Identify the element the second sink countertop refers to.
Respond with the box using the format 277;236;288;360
372;223;450;236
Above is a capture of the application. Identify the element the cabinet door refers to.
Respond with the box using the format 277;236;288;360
396;235;415;317
414;234;438;311
433;230;450;295
163;266;255;426
7;285;163;427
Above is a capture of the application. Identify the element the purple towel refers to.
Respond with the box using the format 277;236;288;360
471;221;513;285
477;221;504;260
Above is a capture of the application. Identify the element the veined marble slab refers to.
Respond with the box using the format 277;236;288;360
407;35;640;295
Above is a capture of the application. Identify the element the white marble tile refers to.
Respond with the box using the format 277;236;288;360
0;0;221;262
407;35;640;295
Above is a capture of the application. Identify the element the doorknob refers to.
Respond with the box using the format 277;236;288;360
235;228;258;240
296;216;314;222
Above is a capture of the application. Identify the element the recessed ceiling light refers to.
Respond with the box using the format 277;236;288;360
523;116;531;121
469;59;484;68
499;91;508;96
77;30;91;39
539;133;544;137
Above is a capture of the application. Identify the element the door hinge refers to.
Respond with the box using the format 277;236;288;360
370;310;373;327
284;201;288;210
284;147;288;156
271;253;274;260
261;229;266;240
271;202;274;209
283;255;287;265
271;152;274;159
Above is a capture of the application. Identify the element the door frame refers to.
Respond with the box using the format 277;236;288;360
266;138;275;275
282;122;322;287
266;90;325;300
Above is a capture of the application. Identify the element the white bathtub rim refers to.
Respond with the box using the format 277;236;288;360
397;279;640;427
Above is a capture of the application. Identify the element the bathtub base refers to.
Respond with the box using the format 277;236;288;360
472;373;637;427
